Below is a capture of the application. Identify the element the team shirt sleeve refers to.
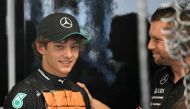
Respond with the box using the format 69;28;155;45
3;82;42;109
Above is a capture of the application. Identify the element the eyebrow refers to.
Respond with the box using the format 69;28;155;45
55;40;79;44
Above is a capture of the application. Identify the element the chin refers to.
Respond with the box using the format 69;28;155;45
154;60;161;65
155;60;167;66
61;69;71;74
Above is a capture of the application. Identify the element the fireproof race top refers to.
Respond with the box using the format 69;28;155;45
3;67;91;109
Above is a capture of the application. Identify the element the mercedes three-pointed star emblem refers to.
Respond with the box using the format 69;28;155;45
60;17;73;28
160;74;169;85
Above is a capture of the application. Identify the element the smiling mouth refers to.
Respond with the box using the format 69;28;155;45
59;60;72;65
152;53;157;56
152;53;159;58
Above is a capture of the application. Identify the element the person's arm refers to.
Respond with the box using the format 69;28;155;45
77;82;111;109
4;83;39;109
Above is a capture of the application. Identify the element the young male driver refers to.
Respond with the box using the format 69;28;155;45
4;12;110;109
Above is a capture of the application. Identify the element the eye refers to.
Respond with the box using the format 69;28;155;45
152;37;163;43
71;44;80;49
55;44;64;49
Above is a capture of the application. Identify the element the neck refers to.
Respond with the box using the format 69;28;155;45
171;60;188;84
41;63;68;78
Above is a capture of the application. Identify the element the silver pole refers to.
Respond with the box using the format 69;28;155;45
6;0;16;91
137;0;150;109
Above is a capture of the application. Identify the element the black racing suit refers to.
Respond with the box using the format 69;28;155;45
3;68;91;109
150;67;185;109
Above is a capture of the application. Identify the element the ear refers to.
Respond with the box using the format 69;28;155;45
35;42;46;55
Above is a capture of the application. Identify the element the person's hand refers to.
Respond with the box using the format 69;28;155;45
136;107;142;109
77;82;110;109
77;82;93;100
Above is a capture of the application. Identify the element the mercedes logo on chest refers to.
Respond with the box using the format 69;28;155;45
160;74;169;85
60;17;73;28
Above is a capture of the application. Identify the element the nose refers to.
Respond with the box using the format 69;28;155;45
148;39;155;50
63;47;72;58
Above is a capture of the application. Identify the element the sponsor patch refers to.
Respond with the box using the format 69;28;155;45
12;93;27;108
153;88;165;94
160;74;169;85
